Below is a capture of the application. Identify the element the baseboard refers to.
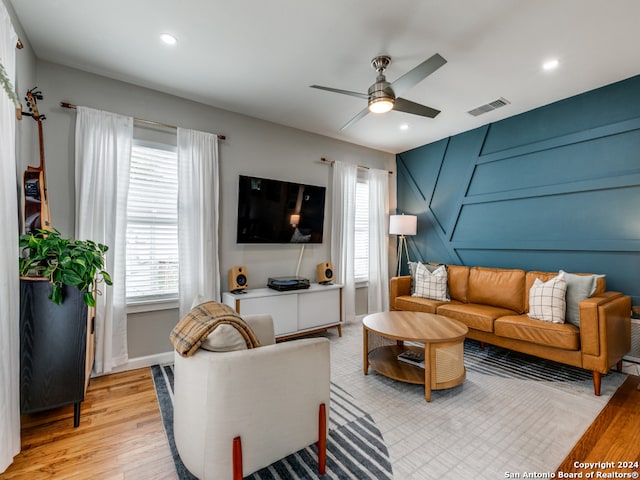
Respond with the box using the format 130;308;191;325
110;351;174;373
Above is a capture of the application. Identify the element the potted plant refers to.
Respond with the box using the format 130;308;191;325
18;228;113;426
19;228;112;306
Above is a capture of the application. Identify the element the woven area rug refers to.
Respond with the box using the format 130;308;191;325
151;365;393;479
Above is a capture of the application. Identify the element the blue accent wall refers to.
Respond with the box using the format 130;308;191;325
396;75;640;305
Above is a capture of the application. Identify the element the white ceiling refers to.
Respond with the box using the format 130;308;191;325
9;0;640;153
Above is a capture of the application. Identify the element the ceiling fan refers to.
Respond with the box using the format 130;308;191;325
310;53;447;130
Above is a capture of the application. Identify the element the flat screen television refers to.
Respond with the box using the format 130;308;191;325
236;175;326;244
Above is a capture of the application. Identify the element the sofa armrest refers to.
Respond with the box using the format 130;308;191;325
390;275;412;310
579;292;631;372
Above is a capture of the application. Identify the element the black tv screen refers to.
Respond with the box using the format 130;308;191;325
236;175;326;244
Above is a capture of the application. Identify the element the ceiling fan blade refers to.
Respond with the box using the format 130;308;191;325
394;97;441;118
340;107;370;130
390;53;447;97
310;85;369;100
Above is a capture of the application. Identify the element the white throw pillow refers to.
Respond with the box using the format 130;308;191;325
408;261;444;294
200;324;249;352
528;272;567;324
412;263;449;301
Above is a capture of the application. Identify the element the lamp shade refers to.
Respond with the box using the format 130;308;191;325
389;214;417;236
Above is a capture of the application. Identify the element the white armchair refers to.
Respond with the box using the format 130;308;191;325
173;314;331;479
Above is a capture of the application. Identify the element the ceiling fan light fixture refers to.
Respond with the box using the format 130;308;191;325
368;71;395;114
369;97;394;113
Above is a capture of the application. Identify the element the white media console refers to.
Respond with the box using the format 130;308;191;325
222;283;343;340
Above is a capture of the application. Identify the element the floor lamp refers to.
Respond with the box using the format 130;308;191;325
390;214;417;276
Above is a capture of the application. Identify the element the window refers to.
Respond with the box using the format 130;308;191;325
126;142;179;303
354;177;369;282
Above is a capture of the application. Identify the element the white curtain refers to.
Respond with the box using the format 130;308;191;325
331;161;358;323
367;168;390;313
0;5;20;472
177;128;220;318
75;106;132;375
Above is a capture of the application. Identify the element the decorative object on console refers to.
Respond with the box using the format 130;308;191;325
316;261;334;284
228;265;248;293
389;213;417;276
267;276;310;291
19;227;112;306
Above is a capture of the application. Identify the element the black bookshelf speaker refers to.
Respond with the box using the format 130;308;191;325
228;265;248;292
316;261;334;284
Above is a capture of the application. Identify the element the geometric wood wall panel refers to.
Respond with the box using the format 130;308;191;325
396;75;640;304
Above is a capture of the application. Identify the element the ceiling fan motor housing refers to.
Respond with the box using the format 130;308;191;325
368;55;395;112
368;79;395;112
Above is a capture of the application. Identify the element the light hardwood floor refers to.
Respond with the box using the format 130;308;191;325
555;374;640;476
1;368;639;479
1;368;175;480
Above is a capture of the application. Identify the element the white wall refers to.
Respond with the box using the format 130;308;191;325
31;61;395;362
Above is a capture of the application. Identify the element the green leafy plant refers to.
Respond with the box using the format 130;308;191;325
19;228;113;307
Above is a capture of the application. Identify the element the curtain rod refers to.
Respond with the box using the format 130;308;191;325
320;157;393;175
59;101;226;140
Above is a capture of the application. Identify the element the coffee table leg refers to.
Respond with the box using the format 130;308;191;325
363;326;369;375
424;343;432;402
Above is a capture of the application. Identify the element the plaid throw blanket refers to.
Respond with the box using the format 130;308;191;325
170;301;261;357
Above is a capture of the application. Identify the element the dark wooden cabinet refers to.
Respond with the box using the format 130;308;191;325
19;278;95;427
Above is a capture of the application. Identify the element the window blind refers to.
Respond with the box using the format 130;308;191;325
354;179;369;281
126;143;179;303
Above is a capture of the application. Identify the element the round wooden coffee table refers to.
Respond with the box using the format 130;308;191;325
363;311;468;402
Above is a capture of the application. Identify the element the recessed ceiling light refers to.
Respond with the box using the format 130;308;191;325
160;33;177;45
542;59;559;71
399;124;409;131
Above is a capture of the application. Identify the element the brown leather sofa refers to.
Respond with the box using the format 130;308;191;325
389;265;631;396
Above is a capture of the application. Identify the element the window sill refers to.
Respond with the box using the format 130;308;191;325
127;299;179;314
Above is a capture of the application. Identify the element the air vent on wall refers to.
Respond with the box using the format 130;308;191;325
467;97;511;117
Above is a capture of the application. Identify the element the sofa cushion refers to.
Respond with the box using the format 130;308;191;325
437;303;517;333
495;314;580;351
413;263;449;301
559;270;599;327
395;295;458;313
528;272;567;324
447;265;470;303
468;267;526;313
